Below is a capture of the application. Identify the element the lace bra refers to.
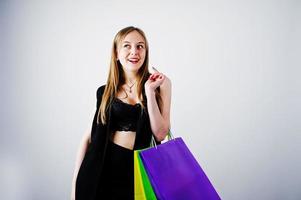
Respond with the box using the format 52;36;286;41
110;97;141;132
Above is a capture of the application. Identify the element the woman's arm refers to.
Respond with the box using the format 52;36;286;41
145;71;172;141
70;128;91;199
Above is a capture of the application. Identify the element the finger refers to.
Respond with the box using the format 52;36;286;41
158;74;165;80
149;74;159;81
149;72;160;80
154;74;160;79
149;74;155;79
149;75;156;81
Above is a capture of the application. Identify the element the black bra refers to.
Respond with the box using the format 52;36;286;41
110;97;141;132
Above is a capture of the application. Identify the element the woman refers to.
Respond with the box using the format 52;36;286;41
71;26;171;200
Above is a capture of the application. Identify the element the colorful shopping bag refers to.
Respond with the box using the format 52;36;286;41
134;150;157;200
139;135;221;200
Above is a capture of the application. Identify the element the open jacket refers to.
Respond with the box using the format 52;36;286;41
75;84;157;200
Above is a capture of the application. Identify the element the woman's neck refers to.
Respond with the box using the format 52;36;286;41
124;72;137;84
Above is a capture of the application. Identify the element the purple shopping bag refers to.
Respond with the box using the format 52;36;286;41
139;137;221;200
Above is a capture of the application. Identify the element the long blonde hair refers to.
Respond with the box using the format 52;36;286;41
97;26;162;125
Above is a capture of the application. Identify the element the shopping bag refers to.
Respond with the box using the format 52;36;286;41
139;135;221;200
134;150;157;200
134;150;146;199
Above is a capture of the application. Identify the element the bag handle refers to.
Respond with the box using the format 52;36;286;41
150;129;174;148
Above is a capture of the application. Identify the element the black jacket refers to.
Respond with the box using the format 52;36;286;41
75;85;156;200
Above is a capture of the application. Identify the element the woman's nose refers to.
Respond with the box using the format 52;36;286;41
130;47;138;55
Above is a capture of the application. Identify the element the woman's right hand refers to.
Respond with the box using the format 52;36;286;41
71;181;75;200
144;67;166;97
71;178;75;200
71;127;91;200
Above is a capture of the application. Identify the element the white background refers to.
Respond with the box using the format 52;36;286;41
1;0;300;199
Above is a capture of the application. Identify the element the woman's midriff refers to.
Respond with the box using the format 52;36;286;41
110;131;136;150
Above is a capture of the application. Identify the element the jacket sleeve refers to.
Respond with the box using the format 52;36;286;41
89;85;106;142
96;85;106;109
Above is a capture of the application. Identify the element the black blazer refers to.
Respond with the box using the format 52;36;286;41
75;85;156;200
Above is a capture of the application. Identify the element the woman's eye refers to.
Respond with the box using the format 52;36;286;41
123;44;144;49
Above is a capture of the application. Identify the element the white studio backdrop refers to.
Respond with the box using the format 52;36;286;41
1;0;300;199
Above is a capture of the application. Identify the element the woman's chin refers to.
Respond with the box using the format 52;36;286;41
124;64;142;72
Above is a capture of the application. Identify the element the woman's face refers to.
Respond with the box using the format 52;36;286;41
117;30;146;73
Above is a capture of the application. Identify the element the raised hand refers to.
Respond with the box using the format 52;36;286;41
145;67;166;96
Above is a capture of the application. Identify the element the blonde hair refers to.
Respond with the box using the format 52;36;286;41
97;26;162;125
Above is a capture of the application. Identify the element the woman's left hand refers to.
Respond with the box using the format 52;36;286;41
145;67;166;96
144;67;172;141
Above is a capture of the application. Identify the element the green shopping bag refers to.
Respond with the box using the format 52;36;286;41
134;150;157;200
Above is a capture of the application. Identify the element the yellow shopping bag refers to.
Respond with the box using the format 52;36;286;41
134;150;157;200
